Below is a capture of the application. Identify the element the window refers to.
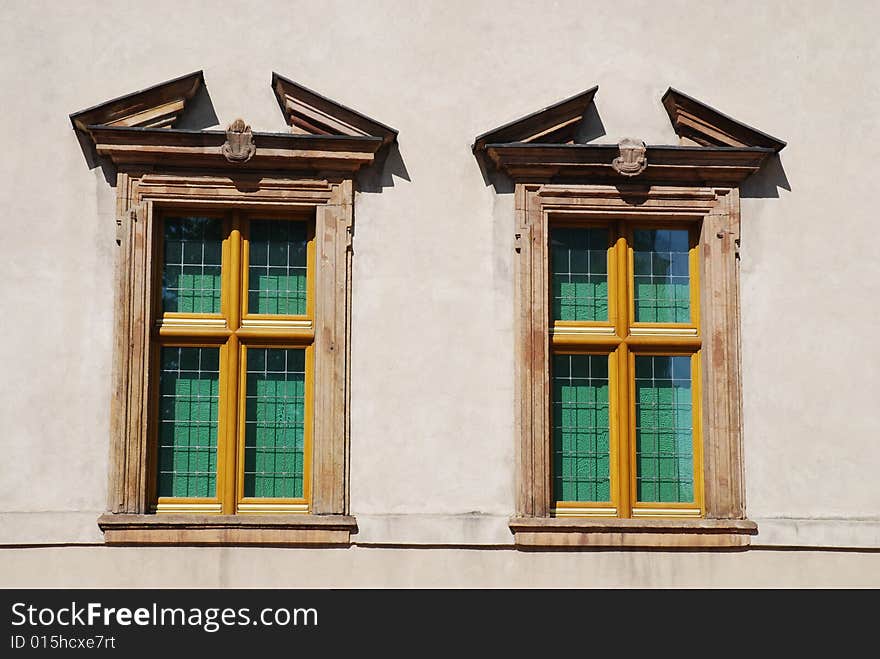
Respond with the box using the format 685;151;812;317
72;70;397;545
151;212;315;515
549;222;703;518
473;85;785;547
505;185;758;547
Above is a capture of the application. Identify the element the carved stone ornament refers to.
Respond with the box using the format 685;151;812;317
221;118;256;163
612;137;647;177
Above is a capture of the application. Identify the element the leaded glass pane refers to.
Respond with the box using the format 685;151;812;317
552;354;611;502
162;217;222;314
633;229;690;323
157;347;220;498
248;220;308;315
551;227;609;322
634;355;694;503
244;348;306;498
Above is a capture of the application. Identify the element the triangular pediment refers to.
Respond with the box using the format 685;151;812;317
472;85;599;152
70;71;203;133
272;72;397;146
662;87;786;152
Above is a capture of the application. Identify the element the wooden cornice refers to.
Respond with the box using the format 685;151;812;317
472;85;599;153
662;87;787;152
484;143;774;186
272;72;398;146
70;70;203;133
88;125;383;172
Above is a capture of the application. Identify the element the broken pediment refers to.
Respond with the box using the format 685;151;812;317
471;85;599;152
272;72;397;146
70;72;397;174
70;70;203;133
474;85;785;186
661;87;786;152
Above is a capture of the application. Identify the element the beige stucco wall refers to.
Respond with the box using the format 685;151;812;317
0;0;878;584
2;546;880;588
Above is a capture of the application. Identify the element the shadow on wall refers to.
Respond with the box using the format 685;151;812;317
75;129;117;188
356;141;411;193
573;102;607;144
740;154;791;199
174;84;220;131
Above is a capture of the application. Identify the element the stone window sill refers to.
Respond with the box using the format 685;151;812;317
97;514;357;547
510;517;757;548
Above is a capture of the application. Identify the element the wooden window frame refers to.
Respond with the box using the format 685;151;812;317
549;219;704;518
511;184;755;547
149;209;316;515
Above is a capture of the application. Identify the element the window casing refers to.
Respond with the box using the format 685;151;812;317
509;184;755;547
98;174;359;545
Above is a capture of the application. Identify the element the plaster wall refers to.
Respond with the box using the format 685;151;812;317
0;1;878;583
1;546;879;588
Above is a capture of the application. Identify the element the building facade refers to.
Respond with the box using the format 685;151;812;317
1;0;878;586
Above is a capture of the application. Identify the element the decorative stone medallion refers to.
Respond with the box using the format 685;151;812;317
221;118;256;163
612;137;647;177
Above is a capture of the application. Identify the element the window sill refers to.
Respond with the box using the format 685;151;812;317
509;517;757;548
97;513;357;547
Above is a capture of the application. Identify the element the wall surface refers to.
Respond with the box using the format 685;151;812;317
1;0;878;586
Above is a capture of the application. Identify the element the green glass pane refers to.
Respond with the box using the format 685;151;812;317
634;355;694;503
157;347;219;498
552;354;611;503
633;229;690;323
244;348;306;498
162;217;222;314
248;220;308;316
551;227;609;322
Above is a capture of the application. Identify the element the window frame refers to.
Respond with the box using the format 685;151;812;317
549;220;703;518
99;173;357;545
511;183;755;547
147;209;317;515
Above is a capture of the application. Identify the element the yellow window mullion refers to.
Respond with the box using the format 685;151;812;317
612;221;627;339
689;224;701;330
616;344;632;518
220;214;243;514
219;337;238;514
234;343;248;513
613;221;632;518
303;343;315;507
228;212;243;332
692;350;705;515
